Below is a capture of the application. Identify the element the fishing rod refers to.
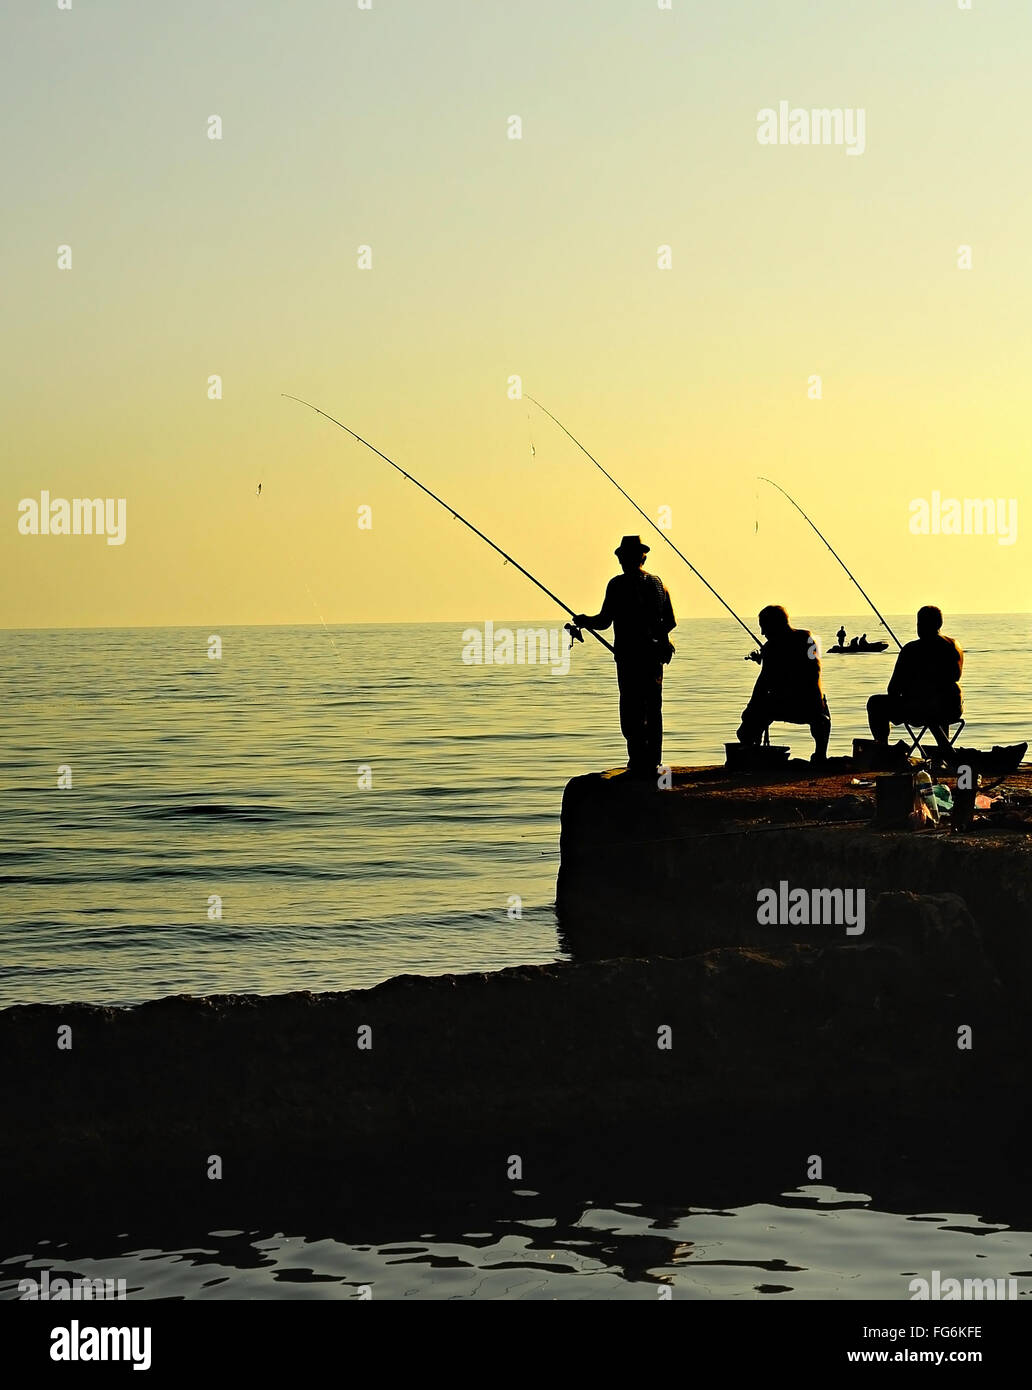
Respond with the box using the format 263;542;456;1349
282;395;615;654
758;477;902;649
526;395;762;646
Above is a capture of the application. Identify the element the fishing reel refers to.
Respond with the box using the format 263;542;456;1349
564;622;585;650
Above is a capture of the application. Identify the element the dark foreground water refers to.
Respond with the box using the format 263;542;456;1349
2;1186;1030;1301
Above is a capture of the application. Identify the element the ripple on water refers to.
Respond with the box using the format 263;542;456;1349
1;1188;1029;1301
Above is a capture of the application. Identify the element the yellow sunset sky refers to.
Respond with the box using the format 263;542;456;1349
1;0;1029;629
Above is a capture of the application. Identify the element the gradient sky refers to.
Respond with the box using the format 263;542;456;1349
2;0;1030;629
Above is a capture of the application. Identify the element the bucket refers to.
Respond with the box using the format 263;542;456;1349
724;742;791;770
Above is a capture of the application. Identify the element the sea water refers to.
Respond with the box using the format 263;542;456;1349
1;616;1029;1300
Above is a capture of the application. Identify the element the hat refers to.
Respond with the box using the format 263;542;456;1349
615;534;650;558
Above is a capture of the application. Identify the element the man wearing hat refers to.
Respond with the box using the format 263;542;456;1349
575;536;676;777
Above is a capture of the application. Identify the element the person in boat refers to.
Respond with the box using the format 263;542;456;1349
849;635;860;650
866;606;963;752
738;605;831;762
836;624;847;649
575;536;676;778
858;633;869;649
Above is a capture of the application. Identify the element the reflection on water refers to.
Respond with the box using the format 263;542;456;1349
2;1187;1030;1301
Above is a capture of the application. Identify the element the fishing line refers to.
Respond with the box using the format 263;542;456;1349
526;395;762;646
283;394;615;656
758;477;903;649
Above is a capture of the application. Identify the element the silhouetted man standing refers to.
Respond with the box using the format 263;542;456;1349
867;606;963;752
576;536;676;777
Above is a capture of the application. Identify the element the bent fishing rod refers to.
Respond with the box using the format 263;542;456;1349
282;395;614;654
758;477;902;649
526;395;762;646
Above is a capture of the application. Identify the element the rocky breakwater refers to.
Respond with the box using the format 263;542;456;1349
3;763;1028;1225
1;930;1019;1227
549;762;1030;1175
557;764;1032;984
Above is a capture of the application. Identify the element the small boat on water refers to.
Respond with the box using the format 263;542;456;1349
828;641;889;654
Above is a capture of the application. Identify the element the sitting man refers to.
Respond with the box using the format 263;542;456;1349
737;605;831;762
867;606;963;753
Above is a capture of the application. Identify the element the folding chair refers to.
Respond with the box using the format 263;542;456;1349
902;719;965;761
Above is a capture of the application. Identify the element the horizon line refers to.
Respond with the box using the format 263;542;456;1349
2;611;1029;635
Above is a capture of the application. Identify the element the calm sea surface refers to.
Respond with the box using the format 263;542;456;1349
2;615;1029;1300
2;614;1029;1007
